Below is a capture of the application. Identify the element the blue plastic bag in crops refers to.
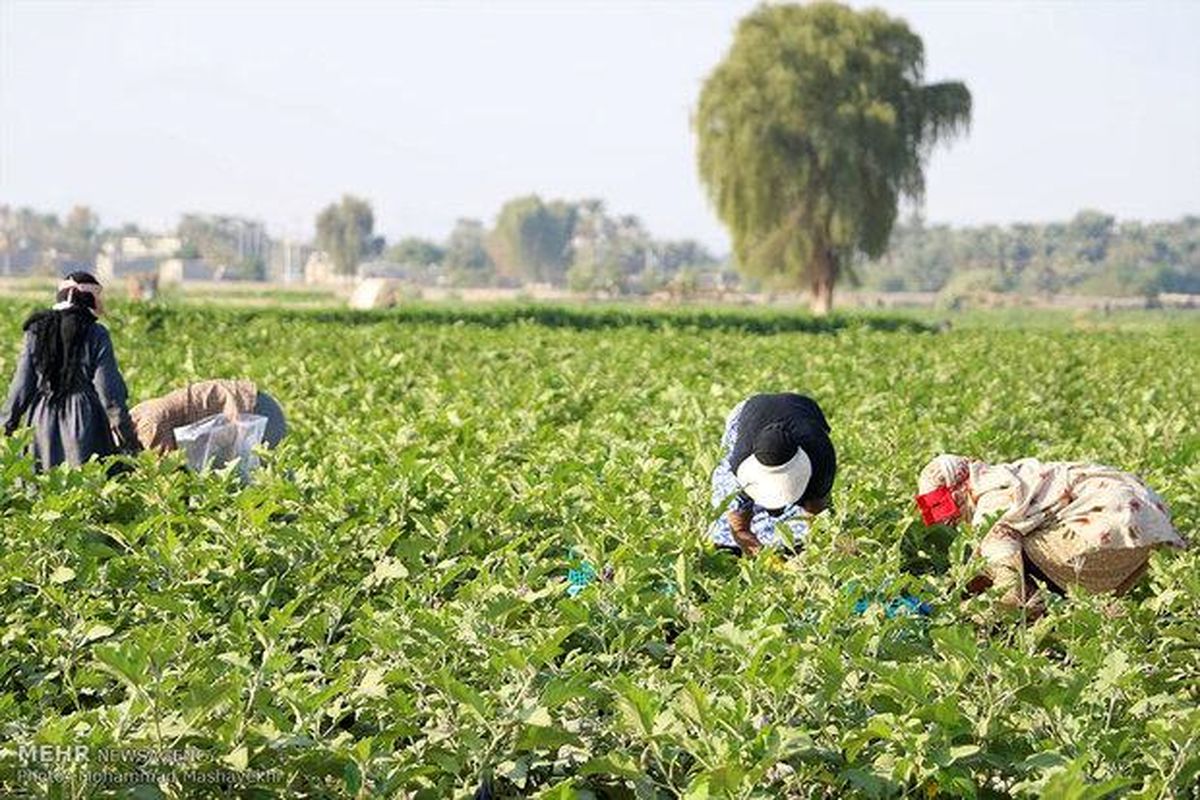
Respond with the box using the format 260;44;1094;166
852;593;934;618
566;561;597;597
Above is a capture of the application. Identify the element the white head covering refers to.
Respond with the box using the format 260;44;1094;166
918;454;970;495
56;277;104;316
736;446;813;510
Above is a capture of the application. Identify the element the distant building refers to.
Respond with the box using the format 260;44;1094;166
52;257;94;277
267;241;313;283
0;240;95;277
96;235;192;283
158;258;219;284
357;260;420;280
304;251;340;285
178;215;267;262
306;257;430;285
96;253;158;282
119;235;181;259
1;245;48;275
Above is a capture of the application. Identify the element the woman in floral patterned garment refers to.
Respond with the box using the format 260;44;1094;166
917;454;1186;613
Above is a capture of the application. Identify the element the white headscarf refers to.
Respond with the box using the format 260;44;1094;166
917;454;971;495
56;277;104;316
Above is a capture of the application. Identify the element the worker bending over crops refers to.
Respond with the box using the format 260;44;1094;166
130;379;287;453
916;454;1187;616
2;272;140;469
708;393;837;555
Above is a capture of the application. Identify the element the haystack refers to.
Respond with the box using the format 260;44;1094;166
350;278;401;310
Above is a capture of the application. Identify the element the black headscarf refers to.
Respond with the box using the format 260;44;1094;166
22;273;101;405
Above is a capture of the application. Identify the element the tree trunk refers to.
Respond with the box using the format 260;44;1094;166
810;279;834;315
809;248;836;315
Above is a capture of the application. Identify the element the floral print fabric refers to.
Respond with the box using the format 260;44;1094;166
919;454;1186;593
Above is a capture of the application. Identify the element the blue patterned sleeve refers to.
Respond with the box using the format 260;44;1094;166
707;402;746;547
710;401;745;509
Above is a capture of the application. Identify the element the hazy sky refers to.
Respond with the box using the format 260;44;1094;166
2;0;1198;251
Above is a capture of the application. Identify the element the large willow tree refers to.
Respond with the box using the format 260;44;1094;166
695;2;971;313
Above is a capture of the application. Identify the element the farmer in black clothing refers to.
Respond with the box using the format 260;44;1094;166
707;393;836;555
2;272;139;469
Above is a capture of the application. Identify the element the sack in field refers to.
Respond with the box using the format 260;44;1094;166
173;413;268;480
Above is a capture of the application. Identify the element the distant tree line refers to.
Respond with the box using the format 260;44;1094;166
316;193;722;293
177;213;271;280
5;201;1197;299
858;211;1200;296
0;204;278;280
1;205;105;271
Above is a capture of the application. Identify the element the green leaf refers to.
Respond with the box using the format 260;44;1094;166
579;753;644;781
437;672;489;719
355;666;388;700
370;556;409;584
343;760;363;795
1091;649;1131;694
682;775;710;800
49;565;76;584
516;724;580;753
94;642;148;688
83;624;116;643
948;744;980;764
611;677;660;737
223;745;249;772
931;625;979;663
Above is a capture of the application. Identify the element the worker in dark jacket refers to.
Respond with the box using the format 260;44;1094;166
707;393;837;555
2;272;139;469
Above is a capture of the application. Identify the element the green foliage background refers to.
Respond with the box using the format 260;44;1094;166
860;212;1200;297
0;300;1197;798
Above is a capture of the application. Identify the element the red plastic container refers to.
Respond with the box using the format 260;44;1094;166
916;486;960;525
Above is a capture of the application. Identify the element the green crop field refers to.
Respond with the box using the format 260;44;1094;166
0;300;1197;799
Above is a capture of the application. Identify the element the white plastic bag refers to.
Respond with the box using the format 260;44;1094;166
173;413;268;480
